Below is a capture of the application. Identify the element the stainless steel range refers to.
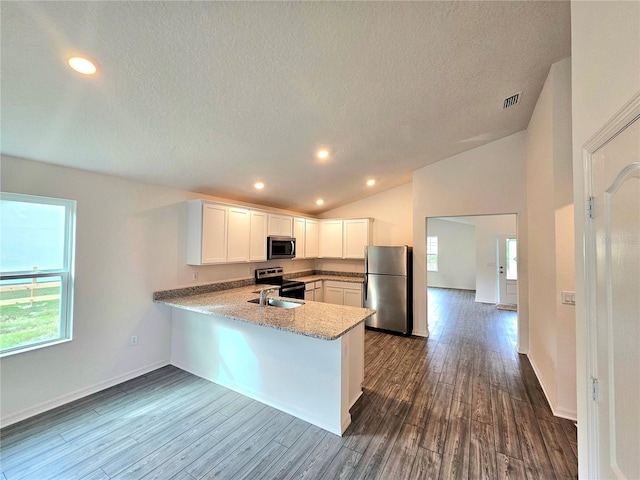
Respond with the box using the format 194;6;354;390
254;267;305;300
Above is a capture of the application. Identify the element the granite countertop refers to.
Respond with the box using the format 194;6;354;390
155;284;374;341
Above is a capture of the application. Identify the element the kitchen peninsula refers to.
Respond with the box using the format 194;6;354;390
155;283;374;436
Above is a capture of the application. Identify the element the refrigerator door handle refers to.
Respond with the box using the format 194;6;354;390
364;275;368;301
364;247;368;301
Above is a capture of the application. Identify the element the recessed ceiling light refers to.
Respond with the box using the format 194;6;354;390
68;56;98;75
254;182;265;190
316;199;324;206
366;179;376;186
316;149;329;160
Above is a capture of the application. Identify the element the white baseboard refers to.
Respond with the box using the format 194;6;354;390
1;360;169;428
412;329;429;338
527;354;578;422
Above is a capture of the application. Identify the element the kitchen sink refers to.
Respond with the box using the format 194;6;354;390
247;298;304;309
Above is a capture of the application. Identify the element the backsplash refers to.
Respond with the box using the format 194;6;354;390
154;269;363;301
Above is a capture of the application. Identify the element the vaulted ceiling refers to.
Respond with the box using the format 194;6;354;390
1;1;570;214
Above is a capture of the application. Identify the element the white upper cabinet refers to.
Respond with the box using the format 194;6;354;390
305;219;319;258
343;218;372;259
293;217;306;259
268;214;293;237
188;200;269;265
187;201;228;265
227;207;251;262
187;200;372;265
319;218;372;259
249;210;268;262
319;220;344;258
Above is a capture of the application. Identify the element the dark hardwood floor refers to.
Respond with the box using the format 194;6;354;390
0;288;577;480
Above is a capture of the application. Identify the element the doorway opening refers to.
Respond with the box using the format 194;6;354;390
426;214;519;344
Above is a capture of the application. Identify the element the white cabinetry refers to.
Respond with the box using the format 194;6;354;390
319;218;372;259
304;280;324;301
319;220;344;258
305;219;319;258
343;219;371;259
293;217;306;259
344;288;363;307
268;214;293;237
227;207;251;262
313;281;323;302
187;201;228;265
323;281;362;307
304;282;314;301
187;200;268;265
249;210;268;262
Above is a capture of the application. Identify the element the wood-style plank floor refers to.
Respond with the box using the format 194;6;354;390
0;288;578;480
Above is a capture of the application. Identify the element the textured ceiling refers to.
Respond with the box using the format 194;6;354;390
0;1;570;214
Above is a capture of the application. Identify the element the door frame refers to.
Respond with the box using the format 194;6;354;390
582;92;640;479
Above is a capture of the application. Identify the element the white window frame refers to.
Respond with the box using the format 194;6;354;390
0;192;76;356
427;235;438;272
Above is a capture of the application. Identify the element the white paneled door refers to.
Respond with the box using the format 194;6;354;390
587;96;639;479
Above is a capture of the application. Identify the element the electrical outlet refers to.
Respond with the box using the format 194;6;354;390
192;272;199;282
130;335;138;346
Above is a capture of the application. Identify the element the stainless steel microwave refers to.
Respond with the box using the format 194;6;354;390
267;236;296;260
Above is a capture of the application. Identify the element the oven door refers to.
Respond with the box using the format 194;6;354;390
280;283;305;299
267;236;296;259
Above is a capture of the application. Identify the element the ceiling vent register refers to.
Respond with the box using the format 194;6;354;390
503;92;522;109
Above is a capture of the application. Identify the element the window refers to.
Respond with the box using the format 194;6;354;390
505;237;517;280
0;193;76;356
427;236;438;272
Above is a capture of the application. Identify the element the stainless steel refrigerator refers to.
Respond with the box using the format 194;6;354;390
364;245;413;335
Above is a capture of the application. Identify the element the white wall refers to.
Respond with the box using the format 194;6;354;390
571;2;640;477
321;182;413;246
0;155;314;424
412;131;528;342
526;57;576;420
426;218;476;290
471;215;517;304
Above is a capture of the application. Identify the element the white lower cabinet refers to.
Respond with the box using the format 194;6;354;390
305;281;324;301
304;282;314;301
323;281;363;307
324;286;344;305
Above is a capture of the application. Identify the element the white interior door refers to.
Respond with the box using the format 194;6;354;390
589;109;640;479
497;233;517;305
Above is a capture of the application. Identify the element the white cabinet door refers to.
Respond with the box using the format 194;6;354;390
249;210;268;262
293;217;306;259
344;286;363;308
319;220;343;258
201;203;228;264
227;207;251;262
343;219;370;259
324;286;343;305
281;216;293;237
305;219;319;258
268;214;293;236
314;281;323;302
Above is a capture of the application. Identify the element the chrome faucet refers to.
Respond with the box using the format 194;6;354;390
259;287;278;306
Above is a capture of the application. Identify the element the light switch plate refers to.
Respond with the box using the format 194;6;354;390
561;291;576;305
